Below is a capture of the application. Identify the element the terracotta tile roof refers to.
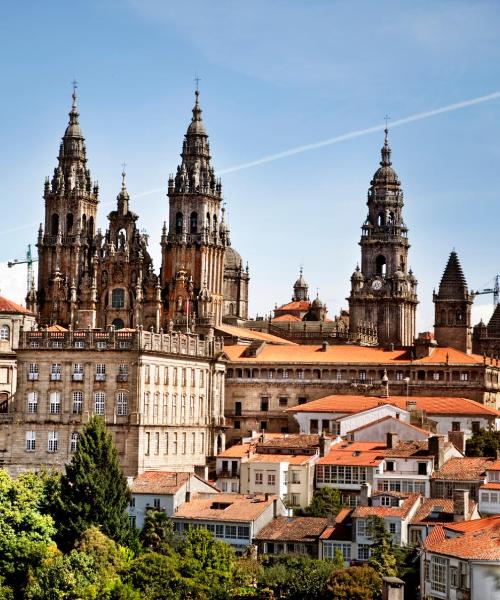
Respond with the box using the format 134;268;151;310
257;434;329;450
217;324;294;345
349;415;430;437
287;394;500;417
0;295;32;315
272;314;302;322
487;460;500;471
352;494;421;519
424;519;500;560
254;516;328;541
217;443;253;458
319;508;353;541
130;471;218;495
276;301;311;312
317;441;386;467
247;453;315;465
443;515;500;533
411;498;477;524
480;482;500;490
46;324;68;332
431;457;493;481
383;440;437;458
225;342;496;365
172;493;277;522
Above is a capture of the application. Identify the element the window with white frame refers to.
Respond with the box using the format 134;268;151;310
28;363;39;380
255;472;263;485
27;391;38;414
291;470;300;484
324;542;351;561
297;370;304;380
182;432;186;454
450;566;458;588
26;431;36;451
52;338;62;348
395;371;403;381
94;392;105;415
267;472;276;486
358;544;370;560
73;363;84;380
116;392;128;416
199;370;204;387
72;391;83;414
291;493;300;506
389;522;397;535
173;432;178;454
430;555;448;593
75;340;85;349
357;519;367;537
459;561;469;589
460;372;469;381
48;431;58;453
49;391;61;414
95;364;106;381
0;324;10;341
163;394;169;419
200;432;205;453
70;432;78;452
50;363;61;381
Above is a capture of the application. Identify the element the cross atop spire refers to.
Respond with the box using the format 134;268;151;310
121;162;127;187
194;75;201;92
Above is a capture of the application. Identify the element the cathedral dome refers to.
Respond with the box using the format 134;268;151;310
294;273;308;288
187;119;206;136
64;122;83;138
312;296;323;308
351;266;363;281
224;246;243;270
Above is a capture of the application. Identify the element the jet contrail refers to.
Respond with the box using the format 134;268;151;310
1;90;499;238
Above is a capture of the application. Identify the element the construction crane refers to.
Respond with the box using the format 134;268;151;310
8;245;38;298
474;275;500;306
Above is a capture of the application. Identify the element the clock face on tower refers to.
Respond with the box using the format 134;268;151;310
371;279;383;291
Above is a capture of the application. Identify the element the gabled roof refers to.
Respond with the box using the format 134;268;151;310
431;457;493;481
487;304;500;337
424;519;500;560
288;395;500;417
276;301;311;312
411;498;477;525
0;295;32;315
254;517;328;542
317;441;386;467
272;314;302;322
172;493;278;522
352;494;421;519
130;471;217;495
217;443;252;459
348;415;430;437
319;508;353;542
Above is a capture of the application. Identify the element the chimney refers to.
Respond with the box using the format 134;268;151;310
386;432;399;450
448;430;465;453
453;489;470;522
273;497;278;518
406;400;417;413
359;482;370;506
382;577;404;600
321;341;329;352
265;492;270;502
319;431;329;457
414;332;437;359
428;435;445;470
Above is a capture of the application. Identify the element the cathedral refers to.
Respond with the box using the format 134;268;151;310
32;88;249;334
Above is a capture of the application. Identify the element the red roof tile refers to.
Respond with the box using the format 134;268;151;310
0;295;32;315
352;494;421;519
172;493;278;522
411;498;477;525
480;482;500;490
431;457;493;481
254;517;328;541
217;324;295;345
130;471;217;495
272;314;302;322
318;441;386;467
425;519;500;560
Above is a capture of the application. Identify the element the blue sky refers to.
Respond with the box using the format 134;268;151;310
1;0;500;331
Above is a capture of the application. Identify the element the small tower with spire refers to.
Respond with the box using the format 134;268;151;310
347;128;418;347
292;267;309;302
36;84;99;326
161;88;228;331
434;250;474;353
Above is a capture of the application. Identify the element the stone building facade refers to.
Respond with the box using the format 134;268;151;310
223;343;500;443
33;88;249;332
1;327;226;477
347;129;418;347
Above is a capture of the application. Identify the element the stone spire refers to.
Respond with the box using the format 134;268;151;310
170;90;221;197
117;168;130;215
292;267;309;301
50;87;95;197
437;251;470;299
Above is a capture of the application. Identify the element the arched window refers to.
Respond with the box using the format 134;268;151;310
51;213;59;235
111;288;125;309
213;214;217;230
112;318;124;330
175;212;184;234
66;213;74;233
116;392;128;416
0;324;10;341
190;211;198;234
70;432;79;452
206;212;210;227
82;214;87;233
375;255;387;276
88;216;94;236
377;213;384;227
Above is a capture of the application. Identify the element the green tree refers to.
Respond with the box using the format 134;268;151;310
123;550;186;600
54;417;131;550
328;565;382;600
0;470;56;593
303;487;342;517
465;428;500;457
140;510;174;551
367;516;397;579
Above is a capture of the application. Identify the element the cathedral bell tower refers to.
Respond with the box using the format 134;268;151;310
348;129;418;347
36;87;99;326
160;90;227;331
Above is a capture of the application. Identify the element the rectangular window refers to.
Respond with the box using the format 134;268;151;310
238;525;250;540
153;498;161;509
173;433;178;454
460;372;469;381
155;432;160;455
95;364;106;381
215;524;224;538
49;391;61;414
291;493;300;506
279;397;288;407
144;365;150;383
297;370;304;380
260;397;269;411
26;431;36;451
164;432;169;454
359;370;366;381
255;472;263;485
72;391;83;414
73;363;84;381
199;370;204;387
385;461;394;472
75;340;85;349
298;396;307;405
389;522;397;535
234;420;241;430
459;561;469;590
395;371;403;381
191;432;196;454
96;341;107;350
291;470;300;484
260;420;267;431
267;473;276;486
27;391;38;414
145;432;150;455
181;369;186;386
182;432;186;454
116;392;128;416
50;363;61;381
155;366;160;384
226;525;237;539
431;555;448;593
28;363;39;380
118;364;128;382
357;520;366;537
418;462;427;475
282;370;289;379
472;421;481;433
433;372;440;381
310;419;318;433
450;566;458;588
94;392;105;415
452;421;461;432
48;431;58;453
70;432;78;452
357;544;370;560
235;401;242;416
